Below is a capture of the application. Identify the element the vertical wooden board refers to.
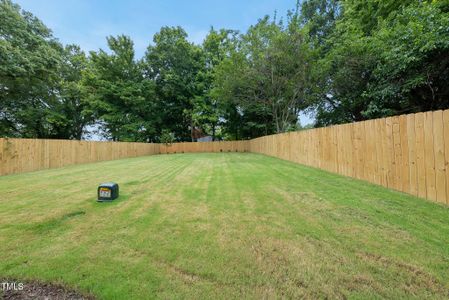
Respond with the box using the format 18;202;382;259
300;131;306;164
415;113;428;199
48;140;55;169
443;110;449;205
399;115;410;193
238;141;247;152
365;120;376;184
406;114;418;196
0;139;4;175
361;121;370;181
319;128;325;169
372;119;381;184
384;117;395;189
0;138;7;175
36;139;43;171
315;129;320;167
423;111;437;201
24;139;31;173
3;139;11;175
362;121;371;182
342;124;350;177
377;119;390;188
290;132;297;162
330;127;336;173
33;139;39;171
293;133;299;162
9;139;16;174
325;127;331;172
352;123;362;179
292;132;299;163
322;128;329;171
44;139;50;169
312;129;317;167
372;119;383;185
89;141;95;162
19;139;26;173
335;125;344;176
432;110;446;203
392;116;402;191
341;124;350;177
90;141;95;161
12;139;20;174
337;126;345;176
305;130;311;166
16;139;23;173
332;126;339;174
358;122;366;180
282;133;287;159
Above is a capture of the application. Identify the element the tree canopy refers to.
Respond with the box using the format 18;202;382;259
1;0;448;141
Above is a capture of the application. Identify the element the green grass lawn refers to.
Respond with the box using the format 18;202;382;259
1;153;449;299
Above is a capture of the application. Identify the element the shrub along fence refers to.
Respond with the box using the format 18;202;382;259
250;110;449;205
1;109;448;205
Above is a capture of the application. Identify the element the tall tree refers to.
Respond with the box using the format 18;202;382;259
0;0;62;138
51;45;92;139
305;0;449;125
198;28;239;140
85;35;157;141
214;12;312;137
144;26;203;141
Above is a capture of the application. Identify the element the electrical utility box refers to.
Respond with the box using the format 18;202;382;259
97;182;119;201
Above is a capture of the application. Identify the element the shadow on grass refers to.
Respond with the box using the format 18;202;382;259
31;210;86;234
91;193;130;207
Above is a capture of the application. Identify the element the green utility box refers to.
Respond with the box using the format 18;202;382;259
97;182;119;201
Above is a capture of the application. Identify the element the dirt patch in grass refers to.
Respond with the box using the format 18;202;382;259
0;279;94;300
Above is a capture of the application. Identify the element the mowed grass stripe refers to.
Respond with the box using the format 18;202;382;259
0;153;448;299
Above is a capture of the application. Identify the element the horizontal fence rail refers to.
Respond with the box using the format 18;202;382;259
1;109;449;205
249;110;449;205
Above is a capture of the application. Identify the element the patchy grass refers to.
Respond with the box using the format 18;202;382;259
0;153;448;299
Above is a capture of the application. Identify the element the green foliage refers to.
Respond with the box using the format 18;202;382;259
159;129;175;145
144;27;204;141
84;35;157;142
214;11;313;137
2;0;448;139
368;3;449;115
196;28;239;140
305;0;449;125
0;0;61;137
0;0;93;139
54;45;92;139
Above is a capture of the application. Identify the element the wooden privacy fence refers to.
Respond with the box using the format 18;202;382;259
0;139;250;176
159;141;249;154
1;109;449;205
249;110;449;205
0;139;160;176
